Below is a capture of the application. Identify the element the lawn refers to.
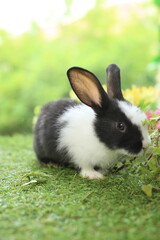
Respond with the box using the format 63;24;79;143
0;135;160;240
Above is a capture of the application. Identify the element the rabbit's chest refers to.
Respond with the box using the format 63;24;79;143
57;106;118;169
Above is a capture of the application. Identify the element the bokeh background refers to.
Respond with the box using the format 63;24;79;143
0;0;159;135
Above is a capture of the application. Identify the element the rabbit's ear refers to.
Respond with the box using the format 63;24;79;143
67;67;109;109
106;64;124;100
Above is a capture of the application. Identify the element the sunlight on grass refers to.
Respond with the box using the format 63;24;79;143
0;135;160;240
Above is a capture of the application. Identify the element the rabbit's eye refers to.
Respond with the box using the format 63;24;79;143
116;122;126;132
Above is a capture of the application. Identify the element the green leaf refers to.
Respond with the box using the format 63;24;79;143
141;185;153;197
151;146;160;156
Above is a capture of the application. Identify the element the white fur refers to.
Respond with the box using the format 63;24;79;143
117;101;151;150
80;169;105;179
57;105;118;179
57;101;150;179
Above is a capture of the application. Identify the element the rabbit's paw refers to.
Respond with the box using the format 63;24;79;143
80;169;105;179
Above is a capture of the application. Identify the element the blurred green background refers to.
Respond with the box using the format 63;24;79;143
0;0;159;135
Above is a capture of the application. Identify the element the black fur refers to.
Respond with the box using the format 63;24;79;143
94;99;143;154
34;98;80;166
34;66;148;176
106;64;124;100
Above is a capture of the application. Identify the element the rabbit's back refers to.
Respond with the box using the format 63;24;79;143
34;98;79;166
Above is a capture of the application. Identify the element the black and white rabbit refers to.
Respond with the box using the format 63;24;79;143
34;64;151;179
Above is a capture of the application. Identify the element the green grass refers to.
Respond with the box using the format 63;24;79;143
0;135;160;240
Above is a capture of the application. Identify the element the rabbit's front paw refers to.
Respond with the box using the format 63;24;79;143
80;169;105;179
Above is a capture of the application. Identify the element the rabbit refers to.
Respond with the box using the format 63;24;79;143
33;64;151;179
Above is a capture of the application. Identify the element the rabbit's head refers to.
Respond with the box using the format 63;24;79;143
67;64;151;156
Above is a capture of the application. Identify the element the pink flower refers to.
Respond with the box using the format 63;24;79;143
155;109;160;115
155;121;160;129
146;110;154;120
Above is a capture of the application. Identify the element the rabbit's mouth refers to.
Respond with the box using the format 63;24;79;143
117;141;144;156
